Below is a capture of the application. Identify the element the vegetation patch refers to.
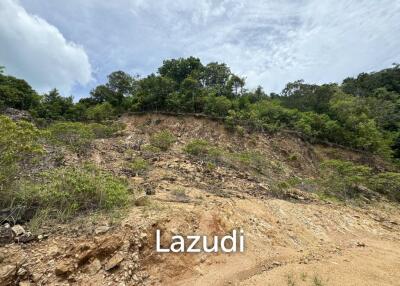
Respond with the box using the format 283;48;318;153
319;159;400;202
125;157;149;175
14;164;130;221
47;121;123;154
149;130;176;151
184;139;270;174
47;122;95;153
0;115;43;200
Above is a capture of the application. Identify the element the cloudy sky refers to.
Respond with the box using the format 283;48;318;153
0;0;399;99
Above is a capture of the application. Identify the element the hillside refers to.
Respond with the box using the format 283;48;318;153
1;114;400;286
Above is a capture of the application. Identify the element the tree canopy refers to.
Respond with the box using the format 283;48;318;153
1;59;400;160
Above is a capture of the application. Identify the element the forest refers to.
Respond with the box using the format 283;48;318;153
1;58;399;160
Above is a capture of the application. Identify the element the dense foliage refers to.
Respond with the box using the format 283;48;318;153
1;60;399;159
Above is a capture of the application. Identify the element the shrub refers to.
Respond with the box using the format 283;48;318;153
88;122;125;138
149;130;176;151
47;122;95;153
368;172;400;201
15;165;130;219
229;151;268;173
184;139;210;156
204;95;232;117
0;116;43;200
141;144;161;153
126;157;149;175
319;160;372;200
184;139;223;162
85;102;116;121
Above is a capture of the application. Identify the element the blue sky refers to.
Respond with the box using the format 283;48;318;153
0;0;399;99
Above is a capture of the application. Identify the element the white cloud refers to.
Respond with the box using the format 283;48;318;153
13;0;400;95
0;0;92;94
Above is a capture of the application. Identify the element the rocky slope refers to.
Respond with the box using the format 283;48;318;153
1;114;399;286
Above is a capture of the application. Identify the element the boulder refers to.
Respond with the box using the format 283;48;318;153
11;225;26;237
105;253;124;271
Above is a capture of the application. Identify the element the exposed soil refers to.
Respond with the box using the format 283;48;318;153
1;114;399;286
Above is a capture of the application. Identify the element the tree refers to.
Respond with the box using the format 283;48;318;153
158;57;203;84
0;72;40;110
90;71;137;107
31;89;74;120
133;75;175;111
228;75;245;97
200;62;232;97
280;81;337;113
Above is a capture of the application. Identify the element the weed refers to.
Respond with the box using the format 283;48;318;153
312;275;324;286
286;273;296;286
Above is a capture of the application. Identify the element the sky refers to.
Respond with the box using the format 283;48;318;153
0;0;399;99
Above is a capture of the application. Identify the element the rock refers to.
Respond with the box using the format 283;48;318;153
145;188;156;195
272;261;281;266
31;273;42;282
2;108;33;122
356;241;366;247
48;245;60;257
0;265;16;284
55;261;73;277
17;267;27;276
95;226;110;235
19;281;31;286
11;225;26;237
87;259;102;274
105;253;124;271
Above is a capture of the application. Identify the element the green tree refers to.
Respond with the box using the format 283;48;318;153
0;72;40;110
31;89;74;120
90;71;137;107
158;57;203;84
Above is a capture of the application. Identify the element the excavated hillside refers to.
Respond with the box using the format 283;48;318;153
1;114;400;286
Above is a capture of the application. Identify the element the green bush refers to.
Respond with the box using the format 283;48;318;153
184;139;210;156
85;102;116;121
141;144;161;153
229;151;268;173
88;122;125;138
368;172;400;201
204;95;232;117
149;130;176;151
0;116;43;199
47;121;123;153
319;160;372;200
184;139;223;162
47;122;95;153
126;157;149;175
185;140;267;173
15;165;130;219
